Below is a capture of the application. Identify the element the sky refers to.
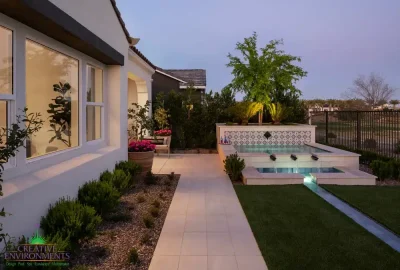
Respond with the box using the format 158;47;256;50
116;0;400;100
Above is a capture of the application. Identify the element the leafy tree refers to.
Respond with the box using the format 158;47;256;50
128;101;154;140
0;108;43;251
389;99;399;110
227;32;307;124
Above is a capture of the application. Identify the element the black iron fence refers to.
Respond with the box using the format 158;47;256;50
310;111;400;158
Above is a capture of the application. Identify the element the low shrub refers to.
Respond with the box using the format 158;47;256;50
105;212;132;222
363;138;377;149
115;160;142;184
371;160;391;180
136;195;146;203
71;266;89;270
395;141;400;154
168;172;175;181
143;215;154;228
140;232;151;245
144;171;158;185
327;132;337;139
128;248;139;265
99;170;113;182
223;152;245;181
152;200;161;208
40;197;101;245
108;169;131;193
78;180;120;216
149;207;160;218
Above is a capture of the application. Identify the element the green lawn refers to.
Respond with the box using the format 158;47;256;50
321;185;400;236
234;185;400;270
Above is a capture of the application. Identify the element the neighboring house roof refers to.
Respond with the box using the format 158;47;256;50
163;69;207;87
111;0;156;69
155;67;187;83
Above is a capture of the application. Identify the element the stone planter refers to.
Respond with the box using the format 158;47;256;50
128;151;154;174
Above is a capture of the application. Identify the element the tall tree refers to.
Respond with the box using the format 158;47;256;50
389;99;399;110
227;32;307;124
345;73;396;109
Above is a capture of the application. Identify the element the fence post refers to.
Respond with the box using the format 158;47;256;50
325;111;328;145
356;111;361;149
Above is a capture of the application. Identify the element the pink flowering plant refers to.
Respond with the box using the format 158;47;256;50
128;140;156;152
154;129;172;136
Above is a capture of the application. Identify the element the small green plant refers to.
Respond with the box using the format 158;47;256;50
143;215;154;228
99;170;113;182
109;169;131;193
115;160;142;184
105;211;132;222
394;141;400;154
77;180;120;216
40;197;101;245
144;171;158;185
267;103;289;124
159;193;165;200
128;248;139;265
140;232;151;245
149;207;160;218
223;152;245;182
136;195;146;203
228;101;263;125
152;200;161;208
168;172;175;181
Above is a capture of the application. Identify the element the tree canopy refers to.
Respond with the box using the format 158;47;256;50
226;32;307;105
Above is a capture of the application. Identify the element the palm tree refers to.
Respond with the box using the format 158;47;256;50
389;100;399;110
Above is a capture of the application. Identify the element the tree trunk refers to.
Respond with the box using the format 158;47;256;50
258;105;263;125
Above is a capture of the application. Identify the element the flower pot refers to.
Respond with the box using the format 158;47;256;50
128;151;154;174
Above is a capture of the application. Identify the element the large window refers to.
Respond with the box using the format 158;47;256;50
86;65;103;141
26;40;79;158
0;26;13;152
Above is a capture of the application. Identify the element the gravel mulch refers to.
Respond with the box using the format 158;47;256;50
70;173;180;270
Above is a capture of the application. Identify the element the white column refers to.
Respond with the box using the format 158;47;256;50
107;65;128;149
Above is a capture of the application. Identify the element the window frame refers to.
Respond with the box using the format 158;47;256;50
0;24;16;169
85;63;104;143
25;37;81;160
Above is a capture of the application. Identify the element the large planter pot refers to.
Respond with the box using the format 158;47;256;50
128;151;155;174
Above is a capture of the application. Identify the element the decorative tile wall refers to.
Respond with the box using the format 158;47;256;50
224;130;312;145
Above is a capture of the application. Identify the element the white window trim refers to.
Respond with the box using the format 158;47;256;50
86;64;105;144
0;13;109;179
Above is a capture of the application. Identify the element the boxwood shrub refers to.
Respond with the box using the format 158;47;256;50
40;197;101;245
100;169;131;193
78;180;120;216
115;160;142;183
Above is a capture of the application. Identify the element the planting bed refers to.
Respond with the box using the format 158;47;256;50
70;174;180;270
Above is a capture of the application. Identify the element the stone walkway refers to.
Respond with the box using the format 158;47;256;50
149;154;268;270
305;182;400;252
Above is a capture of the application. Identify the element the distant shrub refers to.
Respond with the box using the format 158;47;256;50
99;170;113;182
223;152;245;181
363;138;377;149
144;171;158;185
78;180;120;216
107;169;131;193
152;200;161;208
128;248;139;265
140;232;151;245
149;207;160;218
327;132;337;139
40;197;101;245
395;141;400;154
115;160;142;184
143;215;154;228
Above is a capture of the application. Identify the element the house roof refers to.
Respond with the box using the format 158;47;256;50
155;67;187;83
110;0;156;69
163;69;207;87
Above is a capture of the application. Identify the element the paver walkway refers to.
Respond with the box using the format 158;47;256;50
149;154;268;270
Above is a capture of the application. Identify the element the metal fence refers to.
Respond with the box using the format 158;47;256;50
310;111;400;158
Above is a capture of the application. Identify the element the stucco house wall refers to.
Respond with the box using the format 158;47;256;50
0;0;154;240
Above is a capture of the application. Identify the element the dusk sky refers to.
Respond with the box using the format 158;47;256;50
117;0;400;100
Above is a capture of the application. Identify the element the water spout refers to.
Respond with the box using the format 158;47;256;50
311;154;319;161
270;154;277;161
290;154;297;161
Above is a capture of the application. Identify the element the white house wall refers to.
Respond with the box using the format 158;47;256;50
48;0;128;56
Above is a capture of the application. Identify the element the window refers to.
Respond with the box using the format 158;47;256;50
0;26;13;155
86;65;103;141
26;40;79;158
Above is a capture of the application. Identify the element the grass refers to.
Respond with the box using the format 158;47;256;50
321;185;400;236
234;185;400;270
